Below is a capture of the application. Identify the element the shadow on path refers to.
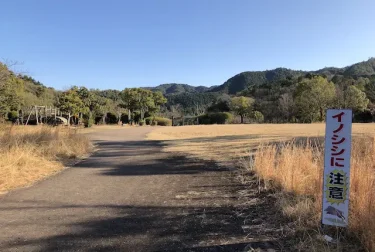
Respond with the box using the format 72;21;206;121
0;129;283;251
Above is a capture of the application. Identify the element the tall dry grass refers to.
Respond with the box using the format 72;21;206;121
0;125;92;193
252;137;375;251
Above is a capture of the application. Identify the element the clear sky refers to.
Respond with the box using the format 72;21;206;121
1;0;375;90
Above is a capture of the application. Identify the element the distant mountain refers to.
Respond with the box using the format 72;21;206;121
211;58;375;95
146;83;211;95
210;68;306;94
314;67;346;77
343;58;375;76
142;58;375;96
313;58;375;77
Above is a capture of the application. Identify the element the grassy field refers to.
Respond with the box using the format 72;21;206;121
0;125;92;194
147;124;375;164
148;124;375;251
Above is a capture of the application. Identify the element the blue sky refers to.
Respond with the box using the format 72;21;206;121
1;0;374;90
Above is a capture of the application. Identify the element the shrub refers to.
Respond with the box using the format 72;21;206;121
95;116;103;124
197;114;211;124
106;112;118;124
133;112;141;124
121;114;129;124
250;111;264;123
198;112;234;124
84;117;94;128
145;116;172;126
211;112;233;124
139;119;145;126
145;117;152;125
144;111;151;118
7;111;18;121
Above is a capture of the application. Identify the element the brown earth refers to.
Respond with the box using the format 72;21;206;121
0;127;283;252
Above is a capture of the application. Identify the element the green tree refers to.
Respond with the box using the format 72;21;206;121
120;88;140;123
294;76;336;122
149;91;167;115
250;111;264;123
230;96;255;123
56;87;84;125
365;79;375;103
136;89;155;120
120;88;167;124
208;94;231;113
341;85;369;111
0;64;24;120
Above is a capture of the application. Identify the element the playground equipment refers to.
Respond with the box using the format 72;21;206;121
21;106;67;126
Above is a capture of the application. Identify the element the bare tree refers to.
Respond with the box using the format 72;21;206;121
279;93;295;122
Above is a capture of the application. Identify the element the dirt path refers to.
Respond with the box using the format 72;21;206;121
0;128;280;252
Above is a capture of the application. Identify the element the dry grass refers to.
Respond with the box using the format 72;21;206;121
148;124;375;165
148;124;375;251
253;138;375;251
0;125;92;193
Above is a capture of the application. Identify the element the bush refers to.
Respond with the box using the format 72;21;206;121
354;110;373;122
7;111;18;121
145;117;152;125
133;112;141;124
84;117;94;128
250;111;264;123
211;112;233;124
197;114;211;124
106;112;118;124
198;112;233;124
155;117;172;126
121;113;129;124
139;119;145;126
145;116;172;126
95;116;103;124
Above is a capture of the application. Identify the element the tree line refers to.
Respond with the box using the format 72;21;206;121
1;60;375;125
0;62;168;126
243;74;373;123
164;74;373;124
50;87;167;126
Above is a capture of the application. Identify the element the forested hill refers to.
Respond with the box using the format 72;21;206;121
210;68;306;94
141;58;375;96
211;58;375;94
341;58;375;76
145;83;218;95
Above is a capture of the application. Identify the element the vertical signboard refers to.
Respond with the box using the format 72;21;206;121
322;109;352;227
